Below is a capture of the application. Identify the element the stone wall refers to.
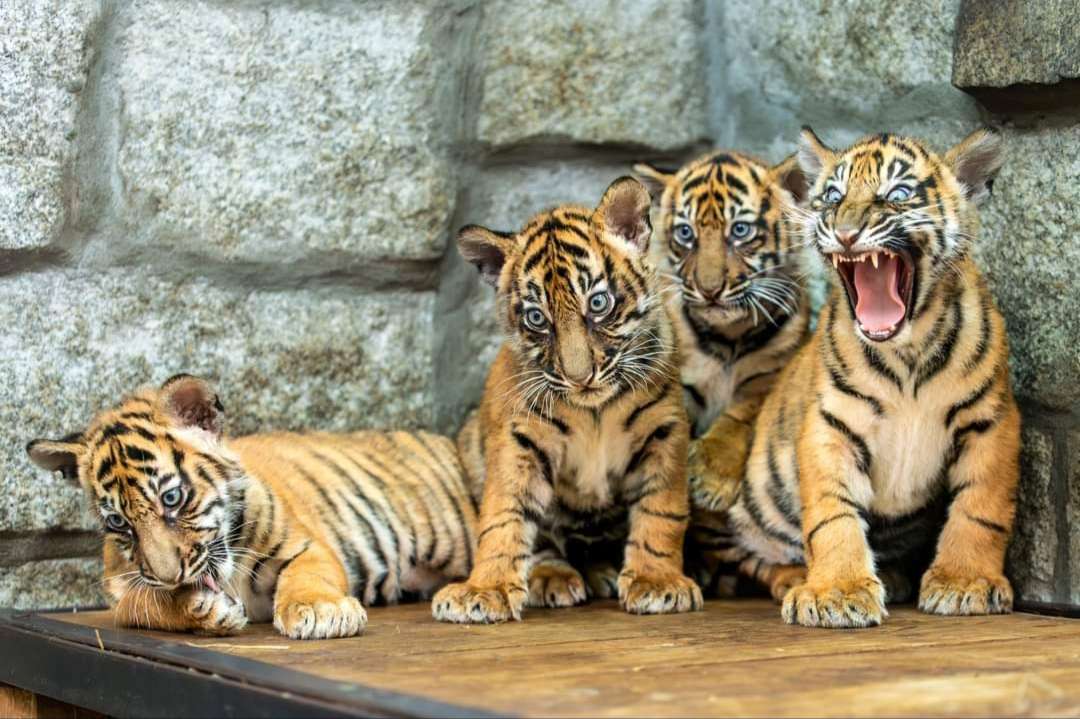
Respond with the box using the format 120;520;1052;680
2;0;1078;610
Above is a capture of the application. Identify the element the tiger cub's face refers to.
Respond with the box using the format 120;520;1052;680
635;152;807;328
458;177;667;410
27;375;241;594
797;127;1003;342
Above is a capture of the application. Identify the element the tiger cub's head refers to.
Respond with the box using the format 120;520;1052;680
458;176;669;410
27;375;243;595
797;127;1004;342
634;152;808;328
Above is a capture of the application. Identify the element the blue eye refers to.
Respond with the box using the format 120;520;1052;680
524;308;548;331
588;292;612;317
823;187;843;204
161;487;183;509
886;186;913;203
105;514;128;531
730;222;753;240
673;223;696;247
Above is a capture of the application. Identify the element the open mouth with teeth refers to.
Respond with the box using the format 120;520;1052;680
828;249;915;341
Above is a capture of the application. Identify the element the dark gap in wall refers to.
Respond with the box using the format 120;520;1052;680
1051;426;1072;601
0;530;101;568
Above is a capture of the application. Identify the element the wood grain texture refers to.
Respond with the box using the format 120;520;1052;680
51;600;1080;717
0;684;104;719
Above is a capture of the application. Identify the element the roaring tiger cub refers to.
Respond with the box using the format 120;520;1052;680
27;375;476;638
435;177;701;623
633;152;811;595
722;127;1019;627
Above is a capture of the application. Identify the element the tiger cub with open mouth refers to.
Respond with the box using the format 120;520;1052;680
28;374;476;638
437;177;700;623
725;127;1019;627
633;152;811;595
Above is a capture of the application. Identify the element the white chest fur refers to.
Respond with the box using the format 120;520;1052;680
557;412;638;509
864;396;953;516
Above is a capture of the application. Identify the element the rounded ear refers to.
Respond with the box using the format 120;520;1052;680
796;126;835;187
26;432;85;483
593;176;652;253
769;153;810;204
160;373;225;439
631;162;675;207
944;127;1004;205
456;225;517;287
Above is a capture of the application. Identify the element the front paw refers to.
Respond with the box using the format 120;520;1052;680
618;571;703;614
274;596;367;640
185;590;247;636
431;581;526;624
585;562;620;599
687;439;742;513
527;561;586;608
918;568;1012;615
781;576;886;628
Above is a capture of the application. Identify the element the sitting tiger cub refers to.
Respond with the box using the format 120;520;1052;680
634;152;812;595
723;127;1019;627
27;374;476;638
435;177;701;623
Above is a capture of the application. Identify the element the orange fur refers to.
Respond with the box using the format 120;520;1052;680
28;375;476;638
434;177;701;623
722;128;1018;627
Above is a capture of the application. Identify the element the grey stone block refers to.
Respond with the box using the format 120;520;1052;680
112;0;466;267
717;0;979;158
474;0;707;150
976;124;1080;411
2;269;435;532
0;558;104;610
0;0;102;250
1007;424;1058;603
954;0;1080;89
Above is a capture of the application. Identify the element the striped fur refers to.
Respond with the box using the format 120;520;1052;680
435;177;701;623
27;375;476;639
722;128;1019;627
633;151;812;595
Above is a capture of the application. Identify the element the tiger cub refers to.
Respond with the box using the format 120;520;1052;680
434;177;701;623
27;374;476;638
724;128;1019;627
633;153;810;515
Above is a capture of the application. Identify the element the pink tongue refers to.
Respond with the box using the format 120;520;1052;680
203;575;220;593
853;255;905;333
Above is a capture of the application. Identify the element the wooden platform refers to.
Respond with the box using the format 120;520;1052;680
2;600;1080;717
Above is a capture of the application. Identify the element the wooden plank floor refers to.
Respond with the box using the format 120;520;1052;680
52;600;1080;717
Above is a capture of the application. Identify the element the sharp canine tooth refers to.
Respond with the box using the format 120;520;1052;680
871;253;879;268
833;255;839;269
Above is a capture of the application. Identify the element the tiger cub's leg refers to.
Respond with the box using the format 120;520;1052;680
687;397;761;513
620;420;703;614
739;558;807;603
919;403;1019;615
527;552;587;608
782;418;885;628
432;439;549;623
273;541;366;640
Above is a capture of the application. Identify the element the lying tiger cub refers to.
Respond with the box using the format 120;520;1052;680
720;127;1019;627
437;177;701;623
27;374;476;638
